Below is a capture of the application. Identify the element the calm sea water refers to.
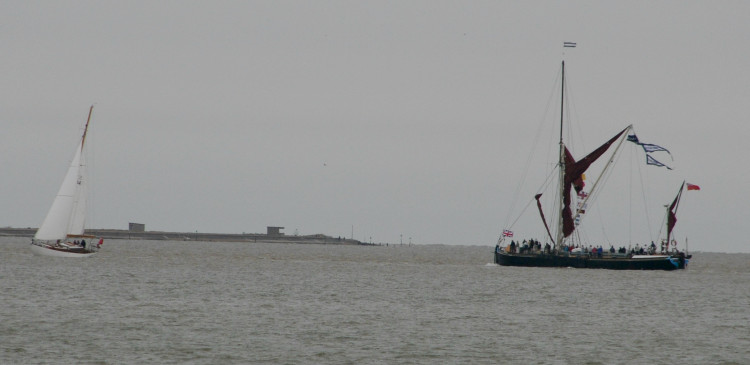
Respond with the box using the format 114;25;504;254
1;237;748;364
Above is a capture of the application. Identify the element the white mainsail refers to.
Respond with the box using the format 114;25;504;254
33;106;93;247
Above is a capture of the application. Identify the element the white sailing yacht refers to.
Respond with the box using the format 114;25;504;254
30;106;101;257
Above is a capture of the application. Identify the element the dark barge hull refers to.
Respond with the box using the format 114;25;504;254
495;251;686;270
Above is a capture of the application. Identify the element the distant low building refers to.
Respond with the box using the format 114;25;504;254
129;223;145;232
267;226;284;236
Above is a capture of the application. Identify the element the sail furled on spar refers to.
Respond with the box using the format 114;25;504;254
535;193;555;244
666;181;685;245
561;127;629;238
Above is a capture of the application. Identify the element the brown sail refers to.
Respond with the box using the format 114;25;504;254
535;193;555;244
561;127;629;237
666;181;685;244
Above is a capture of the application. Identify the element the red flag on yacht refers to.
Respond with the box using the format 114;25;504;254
686;183;700;191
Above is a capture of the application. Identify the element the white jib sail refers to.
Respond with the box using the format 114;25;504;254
34;139;87;241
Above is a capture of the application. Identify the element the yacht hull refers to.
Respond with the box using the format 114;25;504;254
30;243;97;258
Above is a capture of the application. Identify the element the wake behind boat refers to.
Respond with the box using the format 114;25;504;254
30;106;102;257
495;55;695;271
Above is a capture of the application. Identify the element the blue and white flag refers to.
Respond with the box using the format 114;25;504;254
628;133;673;168
646;154;672;170
564;42;577;48
640;143;671;155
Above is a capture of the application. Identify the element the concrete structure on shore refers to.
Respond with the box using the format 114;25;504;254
266;226;284;236
0;227;364;245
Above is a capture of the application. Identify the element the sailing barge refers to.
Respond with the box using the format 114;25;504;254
495;59;692;271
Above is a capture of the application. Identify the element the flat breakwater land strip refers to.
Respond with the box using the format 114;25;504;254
0;228;364;245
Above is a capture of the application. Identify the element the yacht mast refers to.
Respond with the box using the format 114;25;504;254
81;105;94;151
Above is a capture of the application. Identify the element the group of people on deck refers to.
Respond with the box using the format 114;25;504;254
499;239;681;256
562;244;610;256
504;239;552;254
56;238;104;249
633;241;681;255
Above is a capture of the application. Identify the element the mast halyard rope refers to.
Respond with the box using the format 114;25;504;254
502;68;563;233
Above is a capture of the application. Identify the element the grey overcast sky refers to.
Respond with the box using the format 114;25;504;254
1;1;747;253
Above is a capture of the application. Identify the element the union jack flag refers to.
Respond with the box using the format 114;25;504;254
502;229;514;237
